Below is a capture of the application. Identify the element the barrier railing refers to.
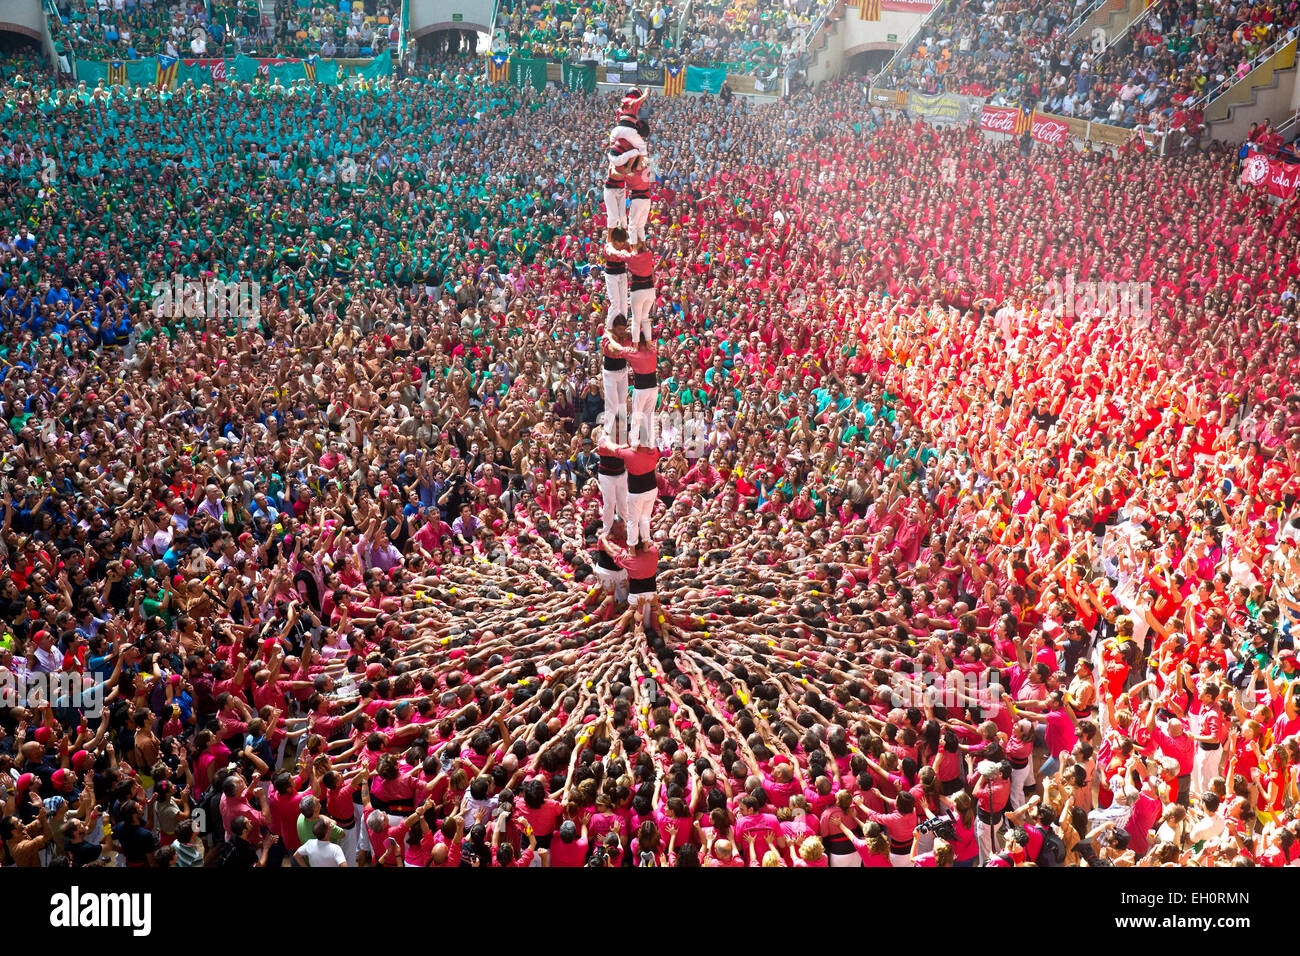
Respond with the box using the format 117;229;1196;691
873;0;952;90
1063;0;1111;38
784;0;838;81
1103;0;1161;51
1187;29;1298;118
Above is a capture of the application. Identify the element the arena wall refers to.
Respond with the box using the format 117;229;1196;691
408;0;494;38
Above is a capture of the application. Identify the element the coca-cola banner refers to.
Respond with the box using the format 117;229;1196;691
882;0;938;8
1240;146;1300;200
182;58;226;81
979;105;1024;135
1030;111;1073;146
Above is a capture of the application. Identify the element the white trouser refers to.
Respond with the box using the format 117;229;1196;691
628;196;650;244
976;817;1002;864
356;816;371;858
604;271;628;322
631;386;658;446
628;589;655;611
1009;763;1032;810
595;565;629;602
828;849;862;867
1192;745;1223;797
912;827;935;856
888;852;913;868
602;366;628;430
603;186;627;229
597;471;629;532
625;488;657;546
340;821;361;866
630;286;654;343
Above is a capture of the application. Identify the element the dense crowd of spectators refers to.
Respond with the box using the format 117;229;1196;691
882;0;1092;101
47;0;395;61
1;39;1300;868
267;0;396;59
886;0;1300;131
491;0;827;77
491;0;630;61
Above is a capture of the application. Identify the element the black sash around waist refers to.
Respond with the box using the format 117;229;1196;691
629;575;656;593
627;470;657;494
632;372;657;389
598;454;626;475
630;276;653;290
603;355;627;371
605;261;626;275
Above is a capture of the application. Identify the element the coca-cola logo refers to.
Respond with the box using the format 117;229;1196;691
1032;117;1070;146
1241;153;1270;186
980;108;1017;133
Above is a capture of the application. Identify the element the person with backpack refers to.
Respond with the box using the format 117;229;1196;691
1006;798;1067;867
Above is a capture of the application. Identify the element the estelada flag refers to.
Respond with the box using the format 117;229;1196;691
663;63;685;96
487;53;509;84
106;60;127;85
860;0;881;20
304;54;318;83
155;54;179;90
1014;107;1031;135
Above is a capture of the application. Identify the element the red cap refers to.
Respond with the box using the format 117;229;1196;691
365;663;386;679
15;772;33;792
51;768;71;789
34;726;52;744
71;750;90;770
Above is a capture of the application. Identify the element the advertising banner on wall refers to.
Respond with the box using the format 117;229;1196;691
908;91;978;125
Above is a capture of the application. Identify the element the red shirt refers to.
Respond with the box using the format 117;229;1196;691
627;345;657;375
627;248;654;277
615;445;660;475
617;545;659;578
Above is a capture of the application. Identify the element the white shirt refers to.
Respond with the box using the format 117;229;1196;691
298;838;346;867
35;643;63;674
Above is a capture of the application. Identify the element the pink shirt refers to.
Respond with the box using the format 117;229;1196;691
549;834;589;867
268;788;304;851
733;811;780;861
513;795;563;836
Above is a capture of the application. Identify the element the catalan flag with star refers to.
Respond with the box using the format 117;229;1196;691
1014;107;1030;135
107;60;127;85
487;53;509;84
860;0;881;19
155;54;179;90
663;63;685;97
304;54;318;83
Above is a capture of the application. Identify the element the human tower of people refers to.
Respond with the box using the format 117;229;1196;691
592;88;662;623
